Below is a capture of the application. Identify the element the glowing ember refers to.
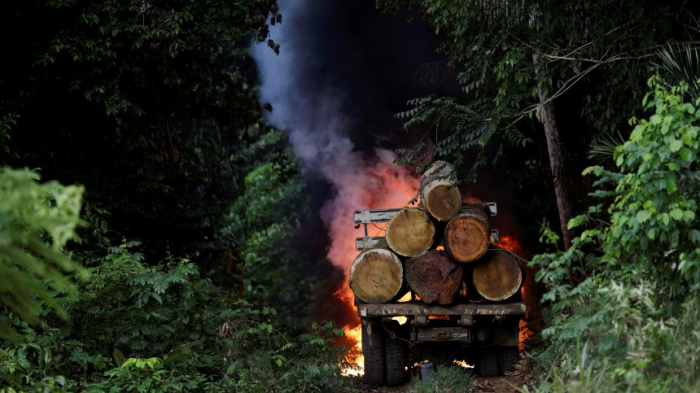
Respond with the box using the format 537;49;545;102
391;316;408;325
397;292;412;303
463;193;483;204
452;359;474;368
497;235;523;255
436;245;445;251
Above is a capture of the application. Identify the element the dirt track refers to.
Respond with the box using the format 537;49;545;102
347;353;534;393
349;373;531;393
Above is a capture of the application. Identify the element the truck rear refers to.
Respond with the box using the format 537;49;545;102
352;206;526;386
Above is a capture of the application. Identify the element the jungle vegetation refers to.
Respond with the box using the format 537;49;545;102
2;0;700;391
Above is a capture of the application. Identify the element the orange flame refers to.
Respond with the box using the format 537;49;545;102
497;235;523;255
341;324;364;376
325;151;420;376
452;359;474;369
397;292;413;303
496;235;535;351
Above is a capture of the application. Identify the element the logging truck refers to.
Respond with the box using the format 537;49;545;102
349;161;526;387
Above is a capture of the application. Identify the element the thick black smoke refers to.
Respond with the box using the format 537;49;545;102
254;0;458;162
253;0;460;326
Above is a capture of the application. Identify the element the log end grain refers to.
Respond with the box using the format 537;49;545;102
445;213;490;263
386;208;436;257
349;249;404;303
420;161;462;221
471;250;522;301
405;251;463;305
424;184;462;221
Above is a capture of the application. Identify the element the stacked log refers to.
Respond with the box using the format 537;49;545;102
385;208;435;257
444;205;491;263
349;241;404;304
419;161;462;222
471;248;522;301
405;251;463;305
348;161;524;306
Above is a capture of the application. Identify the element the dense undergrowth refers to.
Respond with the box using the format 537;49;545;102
0;237;349;392
531;78;700;392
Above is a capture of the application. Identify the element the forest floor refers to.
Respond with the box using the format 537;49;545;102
348;375;527;392
346;353;535;392
348;371;534;392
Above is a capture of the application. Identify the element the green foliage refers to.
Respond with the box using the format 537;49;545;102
221;127;314;313
1;241;348;392
213;320;348;392
532;78;700;391
656;44;700;101
28;0;279;118
0;2;338;391
0;168;87;340
91;357;204;393
587;132;628;163
601;77;700;294
0;0;288;269
62;241;221;370
380;0;699;180
0;114;18;157
408;365;474;393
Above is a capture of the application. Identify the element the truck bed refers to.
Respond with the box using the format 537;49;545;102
357;301;526;318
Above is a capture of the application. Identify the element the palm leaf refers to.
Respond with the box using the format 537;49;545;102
655;43;700;100
588;132;627;163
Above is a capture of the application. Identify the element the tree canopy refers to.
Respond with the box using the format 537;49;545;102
381;0;700;248
1;0;283;264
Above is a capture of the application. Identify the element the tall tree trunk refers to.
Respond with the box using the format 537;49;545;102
531;9;573;250
535;83;573;250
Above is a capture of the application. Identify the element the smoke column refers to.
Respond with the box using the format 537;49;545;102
252;1;447;278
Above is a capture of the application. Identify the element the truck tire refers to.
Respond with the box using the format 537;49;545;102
362;320;385;386
498;347;519;374
477;349;498;377
384;322;408;386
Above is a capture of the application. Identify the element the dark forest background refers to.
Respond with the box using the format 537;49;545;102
2;0;700;391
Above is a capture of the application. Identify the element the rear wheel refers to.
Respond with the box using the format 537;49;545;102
362;319;385;386
477;349;498;377
384;321;408;386
498;347;519;375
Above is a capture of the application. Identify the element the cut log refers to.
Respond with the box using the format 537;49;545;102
349;242;404;303
385;208;436;257
405;251;463;305
471;249;523;302
420;161;462;221
445;204;491;263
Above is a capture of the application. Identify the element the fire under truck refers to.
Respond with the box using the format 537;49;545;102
352;203;526;386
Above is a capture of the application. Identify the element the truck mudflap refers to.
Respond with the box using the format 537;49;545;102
357;302;526;318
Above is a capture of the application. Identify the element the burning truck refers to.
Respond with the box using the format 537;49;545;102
347;161;526;386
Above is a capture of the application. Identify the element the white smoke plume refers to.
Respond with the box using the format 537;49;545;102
252;0;419;275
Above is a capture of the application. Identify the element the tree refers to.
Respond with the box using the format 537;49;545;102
532;76;700;390
0;0;286;273
381;0;700;249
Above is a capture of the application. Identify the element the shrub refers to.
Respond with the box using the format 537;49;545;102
0;168;87;340
1;241;349;392
532;77;700;391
